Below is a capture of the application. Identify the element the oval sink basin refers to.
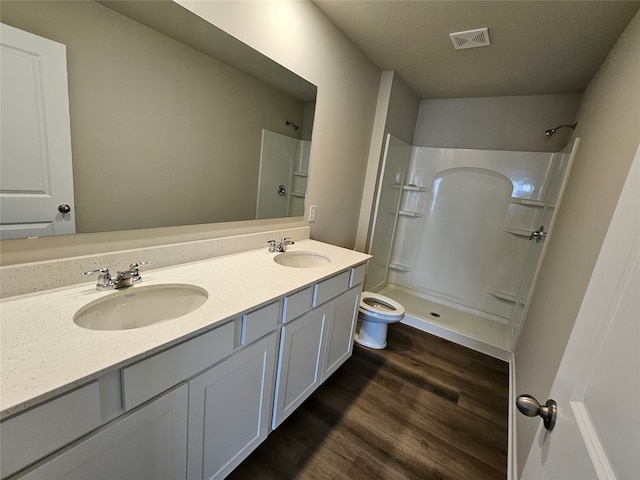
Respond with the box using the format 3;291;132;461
74;283;208;331
273;251;330;268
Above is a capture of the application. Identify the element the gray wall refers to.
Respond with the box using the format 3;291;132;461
515;11;640;472
413;94;582;152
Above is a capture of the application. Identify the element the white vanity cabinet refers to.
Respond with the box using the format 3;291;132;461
273;264;365;428
321;286;361;380
187;311;279;480
2;254;368;480
15;385;189;480
272;304;328;428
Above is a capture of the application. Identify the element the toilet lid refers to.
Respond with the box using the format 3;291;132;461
360;291;405;318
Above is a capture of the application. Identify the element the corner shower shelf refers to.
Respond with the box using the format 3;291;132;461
510;197;546;207
402;184;430;192
398;210;424;218
388;262;412;272
503;226;532;237
487;287;528;304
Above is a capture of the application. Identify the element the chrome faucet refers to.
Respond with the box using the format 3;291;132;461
267;237;295;253
82;261;150;290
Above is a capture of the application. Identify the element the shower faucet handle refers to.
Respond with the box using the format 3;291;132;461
529;226;547;243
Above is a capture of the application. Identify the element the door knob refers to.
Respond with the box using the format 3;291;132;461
58;204;71;214
516;394;557;431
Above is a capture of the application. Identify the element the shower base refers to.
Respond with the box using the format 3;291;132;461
378;284;512;361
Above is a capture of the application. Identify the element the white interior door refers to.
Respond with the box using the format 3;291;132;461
521;145;640;479
0;23;75;239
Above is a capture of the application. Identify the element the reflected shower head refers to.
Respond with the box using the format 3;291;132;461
545;122;577;137
285;120;299;131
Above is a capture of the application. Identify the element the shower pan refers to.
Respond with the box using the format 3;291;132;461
366;134;578;357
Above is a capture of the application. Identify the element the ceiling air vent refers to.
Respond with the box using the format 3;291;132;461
449;27;490;50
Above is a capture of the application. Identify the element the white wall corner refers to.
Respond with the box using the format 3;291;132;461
355;71;395;252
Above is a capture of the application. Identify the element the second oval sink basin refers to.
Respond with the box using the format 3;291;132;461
273;251;331;268
74;283;208;331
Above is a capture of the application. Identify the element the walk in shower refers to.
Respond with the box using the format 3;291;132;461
366;134;576;357
256;129;311;219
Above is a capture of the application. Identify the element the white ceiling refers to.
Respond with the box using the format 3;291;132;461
312;0;640;99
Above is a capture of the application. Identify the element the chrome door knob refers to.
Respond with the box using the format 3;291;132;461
58;203;71;214
516;394;557;431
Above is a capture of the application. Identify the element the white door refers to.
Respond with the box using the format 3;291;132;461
521;145;640;479
0;23;75;239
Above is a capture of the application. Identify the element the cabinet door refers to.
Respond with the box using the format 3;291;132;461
272;306;327;429
323;287;361;380
187;333;277;480
17;385;188;480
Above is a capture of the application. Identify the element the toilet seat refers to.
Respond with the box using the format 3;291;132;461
359;292;405;321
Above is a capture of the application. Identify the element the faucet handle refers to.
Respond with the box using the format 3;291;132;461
81;267;113;290
267;240;277;252
128;261;150;284
82;267;110;277
129;261;151;270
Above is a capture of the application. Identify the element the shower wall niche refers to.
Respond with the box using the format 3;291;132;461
367;134;574;351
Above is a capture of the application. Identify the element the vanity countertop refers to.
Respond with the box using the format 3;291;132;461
0;240;370;420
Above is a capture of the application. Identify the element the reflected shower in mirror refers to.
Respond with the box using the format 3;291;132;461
0;0;316;238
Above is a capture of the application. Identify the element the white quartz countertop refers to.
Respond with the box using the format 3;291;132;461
0;240;370;419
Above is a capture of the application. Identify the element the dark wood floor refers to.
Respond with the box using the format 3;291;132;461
228;323;509;480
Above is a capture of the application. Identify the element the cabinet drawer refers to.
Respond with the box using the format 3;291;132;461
282;286;314;323
17;385;188;480
313;271;350;307
242;301;280;345
123;321;236;410
0;382;101;478
349;263;367;288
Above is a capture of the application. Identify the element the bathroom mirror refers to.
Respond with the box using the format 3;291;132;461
0;0;316;238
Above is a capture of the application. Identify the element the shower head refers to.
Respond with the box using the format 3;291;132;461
285;120;299;131
545;122;577;137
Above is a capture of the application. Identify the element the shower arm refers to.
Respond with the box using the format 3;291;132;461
545;122;577;137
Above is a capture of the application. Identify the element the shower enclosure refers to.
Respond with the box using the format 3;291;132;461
256;129;310;219
366;134;576;355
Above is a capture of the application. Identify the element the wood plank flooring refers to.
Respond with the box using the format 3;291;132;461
227;323;509;480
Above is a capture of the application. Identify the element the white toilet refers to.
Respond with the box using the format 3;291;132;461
355;292;406;349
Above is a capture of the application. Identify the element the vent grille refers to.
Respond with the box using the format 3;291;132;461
449;27;490;50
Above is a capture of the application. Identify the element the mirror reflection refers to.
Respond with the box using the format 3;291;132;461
0;0;316;239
